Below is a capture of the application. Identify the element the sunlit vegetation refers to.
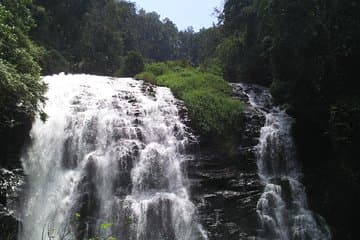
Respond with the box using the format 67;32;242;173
136;62;244;143
0;1;46;130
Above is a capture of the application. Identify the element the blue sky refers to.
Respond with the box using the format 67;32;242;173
131;0;224;31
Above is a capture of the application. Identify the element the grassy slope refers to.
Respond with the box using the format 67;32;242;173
135;61;244;148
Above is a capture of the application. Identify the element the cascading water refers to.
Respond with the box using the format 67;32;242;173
19;74;206;240
231;83;331;240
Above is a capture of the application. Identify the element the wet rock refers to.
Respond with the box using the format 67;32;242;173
0;214;20;240
0;168;24;239
141;82;157;99
184;83;267;239
187;150;263;240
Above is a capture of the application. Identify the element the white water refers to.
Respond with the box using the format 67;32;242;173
19;74;206;240
232;83;331;240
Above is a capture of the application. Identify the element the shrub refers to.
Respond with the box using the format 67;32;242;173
183;90;244;139
134;71;156;84
117;51;144;77
155;68;231;98
144;62;170;76
136;61;244;142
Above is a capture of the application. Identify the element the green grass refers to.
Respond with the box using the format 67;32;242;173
135;61;244;144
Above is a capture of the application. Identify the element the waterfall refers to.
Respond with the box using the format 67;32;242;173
231;83;331;240
19;74;206;240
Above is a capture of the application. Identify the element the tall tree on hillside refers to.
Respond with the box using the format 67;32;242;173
78;0;138;74
217;0;271;83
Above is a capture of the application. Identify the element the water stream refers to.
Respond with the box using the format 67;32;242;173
232;83;331;240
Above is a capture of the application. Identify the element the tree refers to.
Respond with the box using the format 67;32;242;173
218;1;360;238
0;0;46;129
30;1;181;75
117;51;144;77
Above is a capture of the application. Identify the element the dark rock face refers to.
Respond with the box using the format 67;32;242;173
0;214;20;240
0;122;29;240
0;120;32;169
187;151;262;239
295;120;360;240
0;168;24;240
0;117;30;240
187;94;266;239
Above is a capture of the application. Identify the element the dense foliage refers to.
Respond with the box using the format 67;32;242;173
116;51;145;77
0;0;46;130
28;0;228;76
214;0;360;238
136;62;244;145
30;0;184;75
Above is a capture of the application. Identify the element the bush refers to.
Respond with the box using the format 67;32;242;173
156;68;230;98
183;90;244;138
136;61;244;142
40;47;71;75
134;71;156;84
144;62;170;76
117;51;144;77
0;3;47;129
